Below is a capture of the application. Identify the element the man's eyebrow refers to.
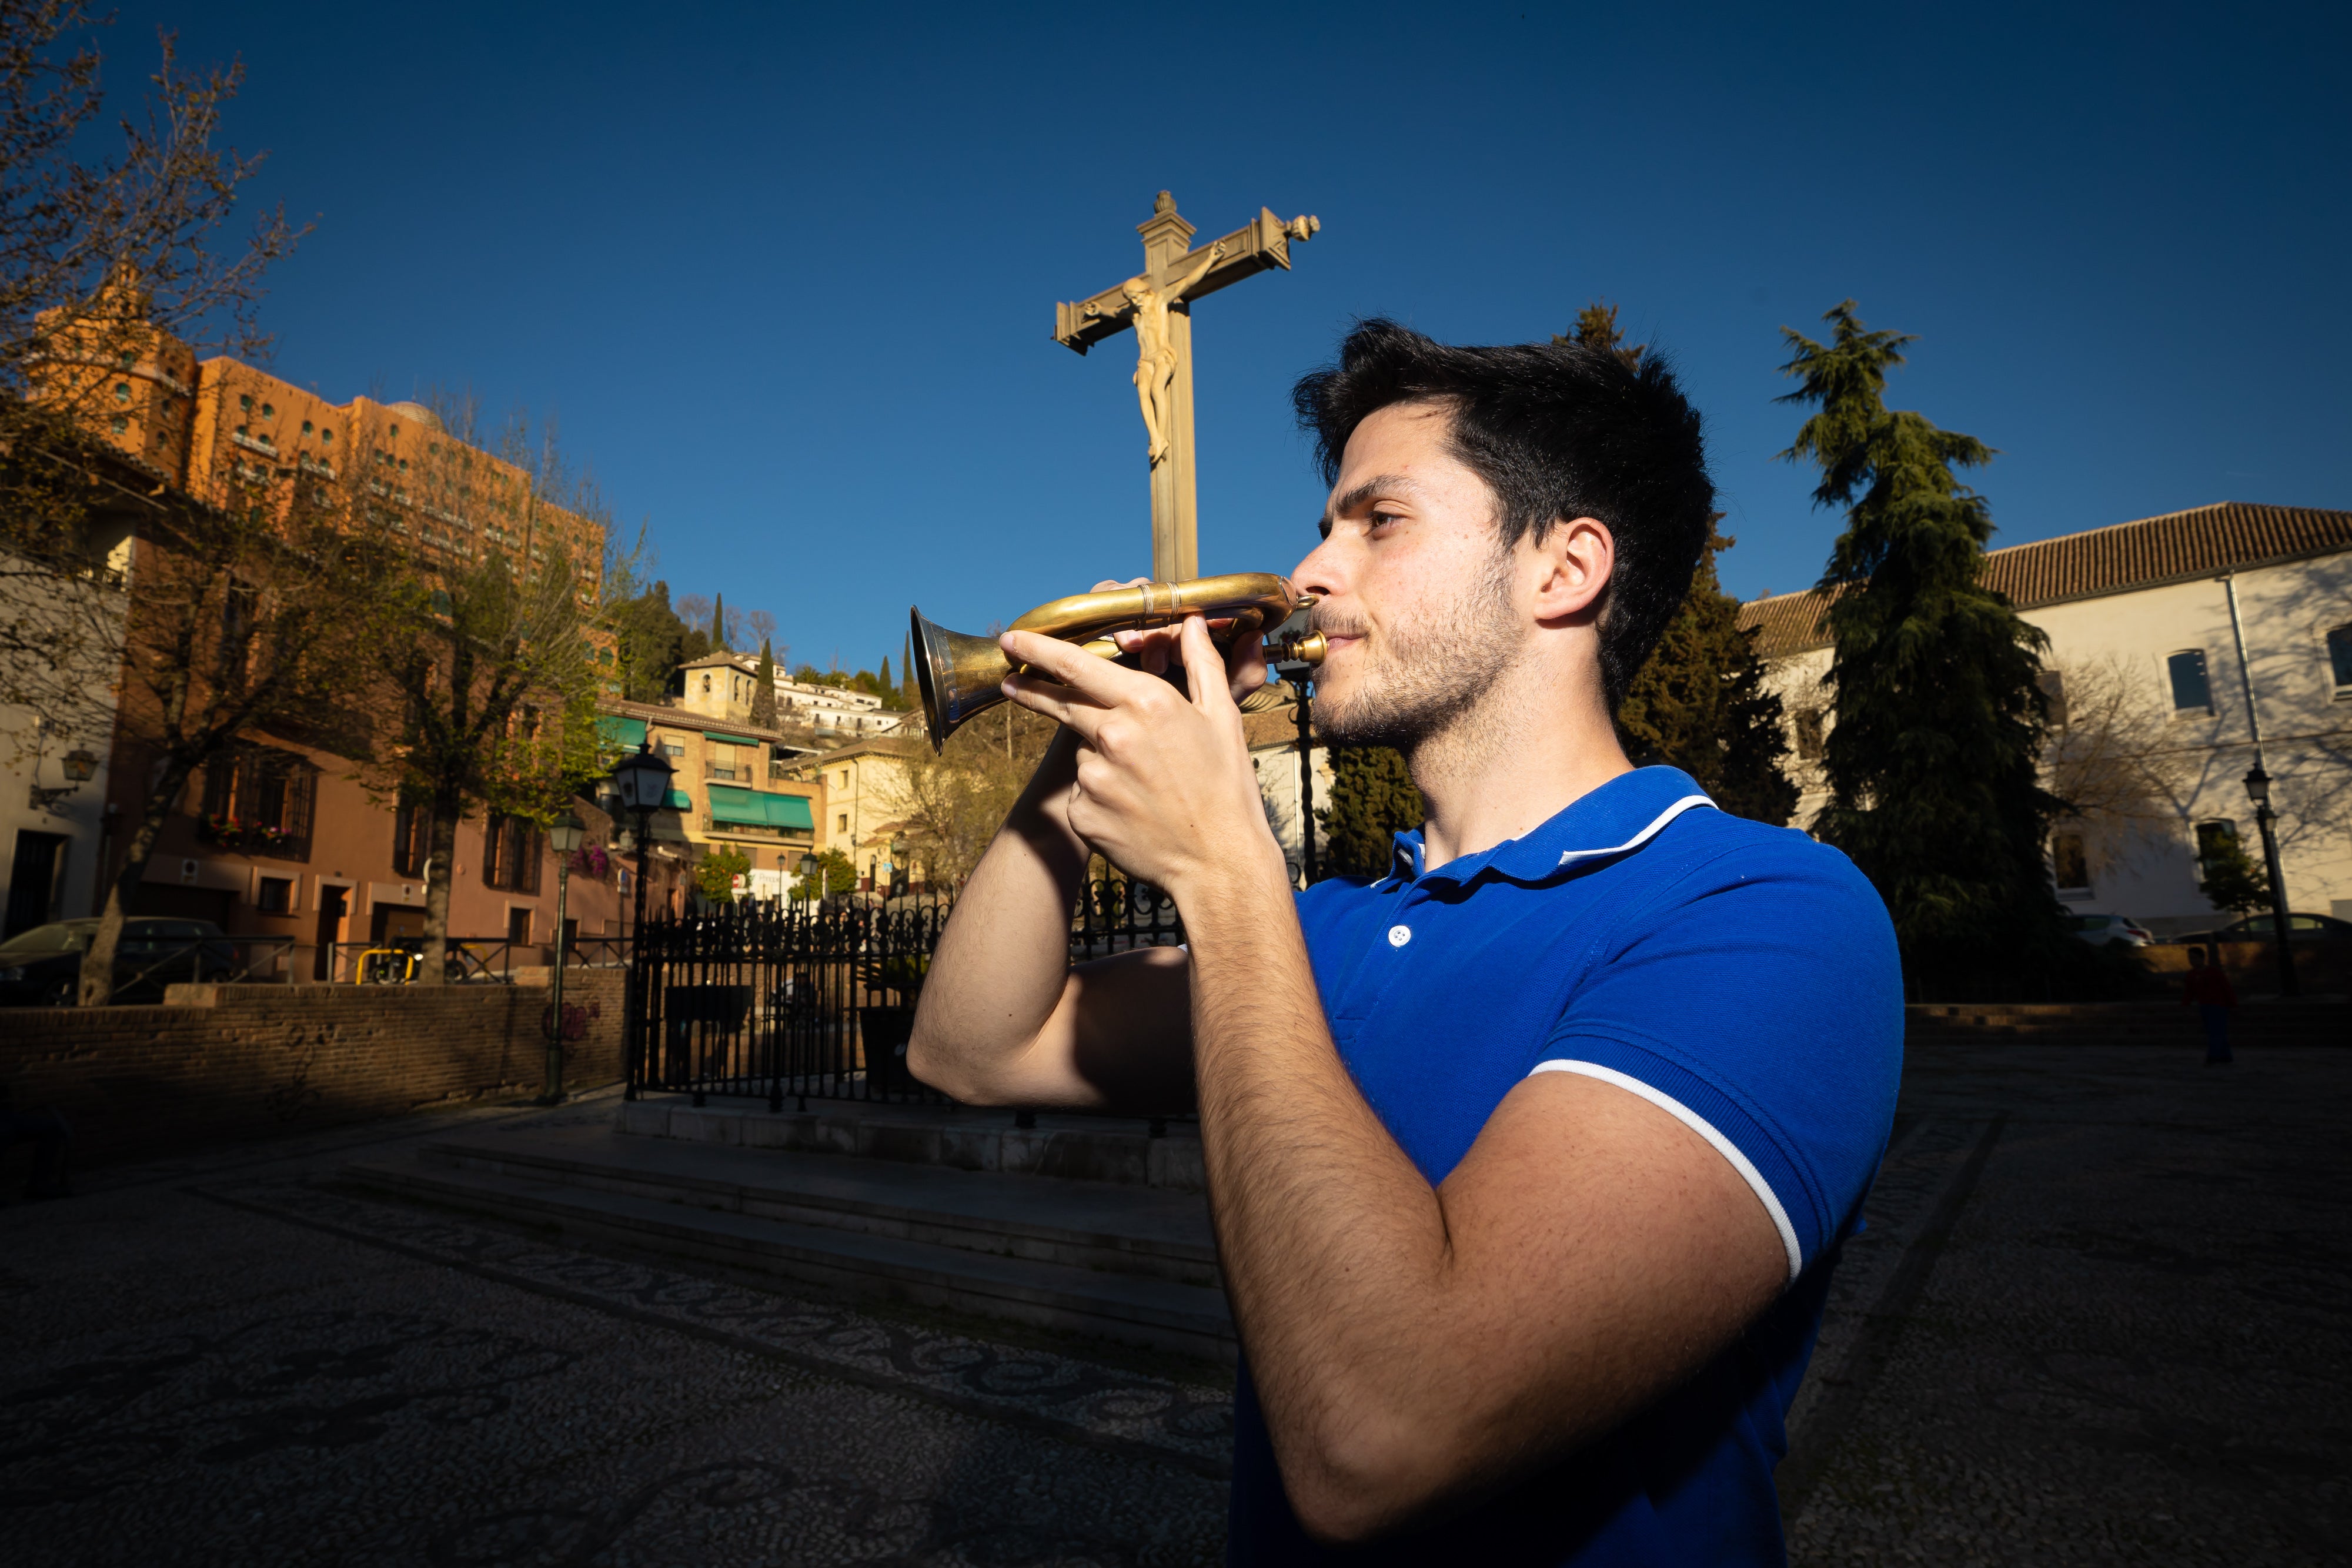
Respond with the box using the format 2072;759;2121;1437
1321;473;1426;527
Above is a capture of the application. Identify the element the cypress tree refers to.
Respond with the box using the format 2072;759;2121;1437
1778;300;2074;998
749;638;778;728
1319;745;1424;880
710;591;727;651
1567;303;1796;823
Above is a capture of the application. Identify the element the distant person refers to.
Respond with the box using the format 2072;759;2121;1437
0;1082;71;1199
2182;946;2236;1065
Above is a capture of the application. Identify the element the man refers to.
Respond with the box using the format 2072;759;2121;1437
908;320;1903;1564
2181;945;2236;1064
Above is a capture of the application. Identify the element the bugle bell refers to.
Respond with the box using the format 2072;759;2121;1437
909;572;1328;750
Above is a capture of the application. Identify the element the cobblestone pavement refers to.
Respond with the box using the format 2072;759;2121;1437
4;1042;2346;1566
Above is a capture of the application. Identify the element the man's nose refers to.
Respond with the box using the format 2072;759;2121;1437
1292;535;1341;601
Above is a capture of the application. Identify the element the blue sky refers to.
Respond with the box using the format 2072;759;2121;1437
103;1;2350;674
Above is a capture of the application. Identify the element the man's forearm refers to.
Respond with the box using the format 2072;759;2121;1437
1179;852;1462;1521
907;728;1088;1097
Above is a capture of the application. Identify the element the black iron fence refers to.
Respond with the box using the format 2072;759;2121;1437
628;881;1186;1108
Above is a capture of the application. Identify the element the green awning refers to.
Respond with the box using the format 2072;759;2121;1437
702;730;759;746
664;787;691;810
598;714;648;748
706;784;814;831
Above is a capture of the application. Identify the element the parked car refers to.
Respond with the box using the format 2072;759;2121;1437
2063;913;2154;948
2177;912;2352;946
0;918;246;1005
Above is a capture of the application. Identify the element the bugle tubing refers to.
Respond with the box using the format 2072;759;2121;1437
909;572;1327;750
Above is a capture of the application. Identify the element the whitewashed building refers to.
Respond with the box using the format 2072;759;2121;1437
1741;502;2352;935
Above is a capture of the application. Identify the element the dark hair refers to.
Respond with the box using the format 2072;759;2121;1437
1291;318;1714;710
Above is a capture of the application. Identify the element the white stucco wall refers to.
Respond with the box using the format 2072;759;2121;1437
1756;549;2352;932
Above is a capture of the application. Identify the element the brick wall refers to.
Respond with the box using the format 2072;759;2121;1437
0;969;626;1168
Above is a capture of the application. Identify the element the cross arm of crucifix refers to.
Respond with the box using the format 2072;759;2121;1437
1054;209;1321;355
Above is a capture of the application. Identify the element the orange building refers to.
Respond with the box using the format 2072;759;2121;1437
26;281;644;975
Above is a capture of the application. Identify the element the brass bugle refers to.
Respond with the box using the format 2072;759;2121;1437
910;572;1328;750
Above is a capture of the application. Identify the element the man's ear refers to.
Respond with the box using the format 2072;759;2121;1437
1531;517;1614;625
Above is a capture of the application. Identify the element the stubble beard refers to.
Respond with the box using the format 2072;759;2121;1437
1312;546;1524;755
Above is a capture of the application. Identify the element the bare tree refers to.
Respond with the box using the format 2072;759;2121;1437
0;5;301;766
898;702;1058;887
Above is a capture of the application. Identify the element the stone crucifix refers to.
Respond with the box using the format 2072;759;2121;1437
1056;192;1319;582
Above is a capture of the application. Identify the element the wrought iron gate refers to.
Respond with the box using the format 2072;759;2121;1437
626;881;1185;1107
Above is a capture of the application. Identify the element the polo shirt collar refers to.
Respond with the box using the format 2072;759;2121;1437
1383;766;1718;890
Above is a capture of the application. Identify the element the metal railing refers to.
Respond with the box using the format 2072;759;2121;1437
628;881;1187;1109
318;938;523;985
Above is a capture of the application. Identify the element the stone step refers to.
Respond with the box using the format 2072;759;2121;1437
342;1153;1236;1364
405;1124;1220;1286
615;1096;1208;1191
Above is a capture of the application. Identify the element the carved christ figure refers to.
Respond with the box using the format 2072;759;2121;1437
1122;240;1225;464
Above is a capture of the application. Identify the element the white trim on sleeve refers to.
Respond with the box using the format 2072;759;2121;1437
1528;1058;1803;1281
1555;794;1717;869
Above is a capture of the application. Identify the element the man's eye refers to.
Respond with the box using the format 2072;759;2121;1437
1368;509;1401;530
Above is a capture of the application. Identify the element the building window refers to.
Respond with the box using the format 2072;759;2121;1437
837;813;848;833
197;745;316;862
392;792;429;877
483;814;543;894
661;741;685;758
110;416;126;434
302;420;313;435
2051;833;2089;892
2194;820;2241;885
1792;707;1823;761
113;382;131;404
2036;669;2068;728
320;427;333;445
261;402;274;418
255;875;293;913
239;393;252;411
2167;649;2213;713
838;769;849;787
2328;626;2352;695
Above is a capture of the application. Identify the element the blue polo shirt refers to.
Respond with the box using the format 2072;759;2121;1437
1228;766;1903;1566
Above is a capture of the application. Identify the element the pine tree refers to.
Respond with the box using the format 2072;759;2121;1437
710;591;727;651
1319;745;1425;880
749;638;779;728
1779;300;2073;998
1566;303;1796;823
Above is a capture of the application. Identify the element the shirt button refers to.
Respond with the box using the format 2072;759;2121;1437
1388;924;1412;948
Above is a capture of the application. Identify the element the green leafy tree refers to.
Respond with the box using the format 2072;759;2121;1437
794;846;857;900
1779;300;2071;998
362;394;612;984
1319;744;1424;880
607;577;692;703
1565;304;1796;824
749;638;778;728
693;842;751;904
2197;835;2269;918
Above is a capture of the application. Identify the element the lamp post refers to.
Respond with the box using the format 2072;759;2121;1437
538;809;586;1104
2221;575;2297;998
609;740;677;1101
2241;765;2298;997
28;746;98;812
799;851;822;915
888;835;907;900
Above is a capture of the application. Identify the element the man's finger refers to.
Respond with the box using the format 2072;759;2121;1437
1178;614;1238;717
1000;628;1152;706
1000;671;1104;741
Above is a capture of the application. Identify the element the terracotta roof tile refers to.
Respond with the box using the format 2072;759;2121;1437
1736;502;2352;657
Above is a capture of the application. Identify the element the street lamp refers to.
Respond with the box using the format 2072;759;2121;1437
609;741;676;1100
539;808;586;1104
2242;765;2298;997
61;748;96;782
798;851;822;914
888;835;907;899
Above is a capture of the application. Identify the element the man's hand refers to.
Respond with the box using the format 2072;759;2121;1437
998;613;1282;897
